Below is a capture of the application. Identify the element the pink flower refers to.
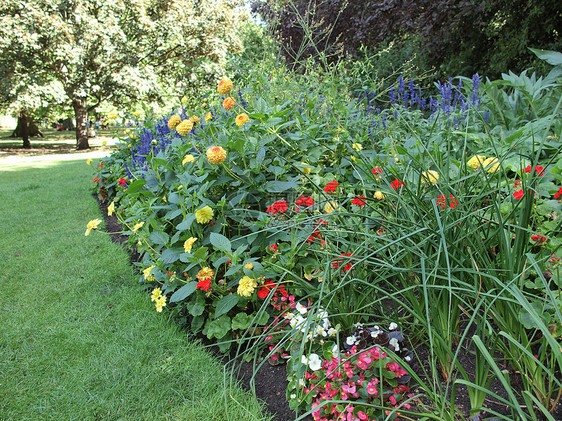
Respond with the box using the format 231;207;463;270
366;380;378;395
357;411;369;420
389;395;397;405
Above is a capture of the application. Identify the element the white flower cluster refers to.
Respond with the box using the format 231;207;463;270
284;303;337;341
301;353;322;371
345;322;401;351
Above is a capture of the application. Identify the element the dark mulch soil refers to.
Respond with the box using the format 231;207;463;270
94;196;562;421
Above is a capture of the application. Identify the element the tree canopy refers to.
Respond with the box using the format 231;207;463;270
0;0;248;149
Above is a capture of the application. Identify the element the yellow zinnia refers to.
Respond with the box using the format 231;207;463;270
223;97;235;110
184;237;197;253
85;219;102;236
107;201;115;216
206;146;227;164
195;206;214;224
421;170;439;184
467;155;486;170
176;119;194;136
301;163;311;174
235;113;250;127
86;158;92;165
196;267;215;282
189;115;200;125
182;154;195;165
205;112;212;122
143;265;155;281
151;287;162;302
324;201;339;214
352;143;363;151
374;191;385;200
168;114;181;130
217;77;233;95
155;295;166;312
237;276;257;297
482;157;500;173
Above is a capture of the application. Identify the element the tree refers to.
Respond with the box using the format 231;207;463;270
0;0;248;149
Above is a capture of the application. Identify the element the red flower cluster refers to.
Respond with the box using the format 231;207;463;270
93;177;100;183
351;195;366;206
269;244;278;252
513;189;525;200
257;279;287;299
266;200;288;215
531;234;547;242
390;179;403;190
372;168;383;175
436;194;458;209
118;178;128;186
196;278;211;291
524;165;545;176
332;252;354;271
306;219;328;244
323;180;339;193
554;187;562;200
295;195;315;210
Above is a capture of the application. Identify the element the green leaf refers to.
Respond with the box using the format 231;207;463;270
164;208;182;220
210;232;231;253
265;180;297;192
214;294;240;319
529;48;562;66
149;230;169;245
188;294;206;316
191;315;205;332
160;247;183;264
231;312;252;330
213;255;232;268
225;264;242;277
169;281;197;303
176;214;196;231
206;315;231;339
125;179;146;195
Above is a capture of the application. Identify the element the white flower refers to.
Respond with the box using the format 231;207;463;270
389;338;400;351
389;322;398;330
301;355;308;365
308;353;322;371
370;329;381;338
290;318;298;328
405;355;412;362
346;335;357;346
284;312;294;320
332;344;339;358
296;303;307;315
298;378;305;387
353;322;364;329
317;310;328;319
322;319;331;330
327;327;337;336
290;394;297;399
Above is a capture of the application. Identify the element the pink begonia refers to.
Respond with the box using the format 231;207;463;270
357;411;369;420
366;380;378;395
389;395;397;405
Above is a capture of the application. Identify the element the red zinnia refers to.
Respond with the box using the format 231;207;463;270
351;195;367;206
196;278;211;291
436;194;457;209
513;189;525;200
323;180;339;193
525;165;545;176
372;168;383;175
390;179;403;190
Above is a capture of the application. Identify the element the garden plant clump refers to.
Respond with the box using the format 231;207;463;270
87;49;562;420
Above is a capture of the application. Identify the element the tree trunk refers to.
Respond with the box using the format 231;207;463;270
20;110;30;149
73;98;89;150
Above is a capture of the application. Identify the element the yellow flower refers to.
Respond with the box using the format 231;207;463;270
189;115;200;125
205;112;212;122
176;119;194;136
196;267;215;282
168;114;181;130
151;288;162;302
482;157;500;173
155;295;166;312
245;262;254;270
181;96;188;104
132;110;141;118
217;77;233;95
182;154;195;165
467;155;486;170
107;111;118;120
86;158;92;165
350;156;356;162
324;201;339;214
374;191;385;200
301;163;311;174
223;97;235;110
206;146;227;164
143;265;155;281
107;201;115;216
101;139;107;146
421;170;439;184
184;237;197;253
132;221;144;232
85;219;102;236
237;276;257;297
195;206;214;224
235;113;250;127
352;143;363;151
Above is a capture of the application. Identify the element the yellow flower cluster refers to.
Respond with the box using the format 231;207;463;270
189;115;200;125
182;154;195;165
301;163;311;174
176;119;194;136
132;221;144;232
235;113;249;127
167;114;181;130
352;143;362;151
237;276;257;297
184;237;197;253
467;155;500;173
374;191;385;200
206;146;227;164
196;267;215;281
217;77;233;95
324;201;339;214
107;201;115;216
205;112;212;122
195;206;214;224
151;287;162;302
86;158;92;165
143;265;155;282
223;97;235;110
421;170;439;184
151;288;167;312
85;219;102;236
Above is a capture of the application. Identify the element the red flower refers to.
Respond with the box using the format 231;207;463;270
295;195;315;208
323;180;339;193
525;165;545;176
513;189;525;200
351;195;367;206
196;278;211;291
390;179;403;190
332;253;354;271
269;244;278;252
531;234;547;242
257;279;287;299
372;168;383;175
99;162;103;167
449;195;458;209
93;177;100;183
553;187;562;199
118;178;128;186
266;200;288;215
512;179;521;188
436;194;458;209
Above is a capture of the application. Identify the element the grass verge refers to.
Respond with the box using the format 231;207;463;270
0;156;271;421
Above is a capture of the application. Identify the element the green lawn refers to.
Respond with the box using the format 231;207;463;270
0;156;271;420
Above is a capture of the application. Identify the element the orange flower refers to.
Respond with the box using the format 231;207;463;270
223;97;235;110
235;113;249;127
217;77;233;95
206;146;227;164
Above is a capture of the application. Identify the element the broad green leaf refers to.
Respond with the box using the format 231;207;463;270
169;281;197;303
214;294;240;319
529;48;562;66
265;180;297;192
210;232;231;253
206;315;231;339
231;312;252;330
125;179;146;195
160;247;183;264
149;230;169;245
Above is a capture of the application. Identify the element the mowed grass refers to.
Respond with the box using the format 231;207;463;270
0;157;271;421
